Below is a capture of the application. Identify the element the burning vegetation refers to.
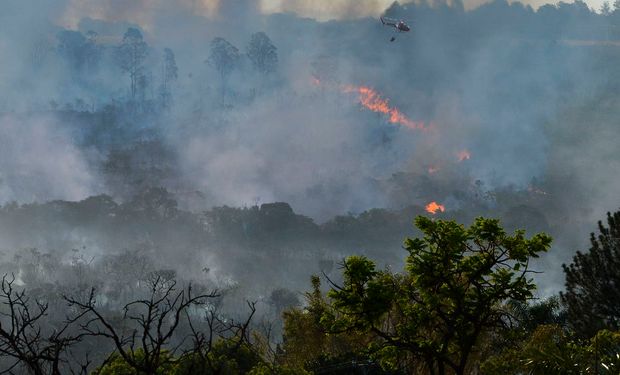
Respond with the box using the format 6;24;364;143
425;201;446;214
342;84;430;131
3;0;620;372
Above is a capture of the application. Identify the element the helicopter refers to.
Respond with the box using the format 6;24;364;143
380;16;411;42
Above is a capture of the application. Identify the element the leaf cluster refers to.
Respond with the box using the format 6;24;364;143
321;216;551;374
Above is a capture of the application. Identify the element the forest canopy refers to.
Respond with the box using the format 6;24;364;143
2;0;620;373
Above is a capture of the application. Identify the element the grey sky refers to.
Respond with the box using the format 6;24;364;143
57;0;605;30
259;0;603;15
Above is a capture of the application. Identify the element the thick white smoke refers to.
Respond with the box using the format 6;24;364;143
0;114;98;203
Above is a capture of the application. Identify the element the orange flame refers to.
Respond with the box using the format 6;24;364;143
428;166;440;174
425;201;445;214
457;150;471;162
310;76;321;86
342;85;429;131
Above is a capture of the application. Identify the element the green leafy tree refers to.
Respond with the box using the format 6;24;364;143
480;298;568;374
562;211;620;338
482;325;620;374
247;362;310;375
482;325;582;374
322;216;552;375
175;340;261;375
507;296;567;334
281;276;394;374
94;350;176;375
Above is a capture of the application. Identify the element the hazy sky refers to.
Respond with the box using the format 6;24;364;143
259;0;602;18
262;0;531;16
57;0;604;30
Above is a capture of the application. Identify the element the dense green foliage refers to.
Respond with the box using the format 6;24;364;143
562;211;620;338
482;326;620;374
4;0;620;372
5;213;620;374
276;213;620;374
319;217;551;374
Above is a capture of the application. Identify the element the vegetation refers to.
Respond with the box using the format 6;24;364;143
321;217;551;374
2;211;620;373
4;1;620;372
562;211;620;338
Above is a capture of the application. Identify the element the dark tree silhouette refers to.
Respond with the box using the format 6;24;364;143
562;210;620;338
117;28;148;100
507;296;567;334
0;274;86;375
159;48;178;108
206;37;240;100
269;288;299;319
246;32;278;75
56;31;87;71
65;276;218;375
179;301;259;374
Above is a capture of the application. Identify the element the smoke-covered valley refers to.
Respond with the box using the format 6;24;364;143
1;0;620;338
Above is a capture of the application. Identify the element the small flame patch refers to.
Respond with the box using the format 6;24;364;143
425;201;445;214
